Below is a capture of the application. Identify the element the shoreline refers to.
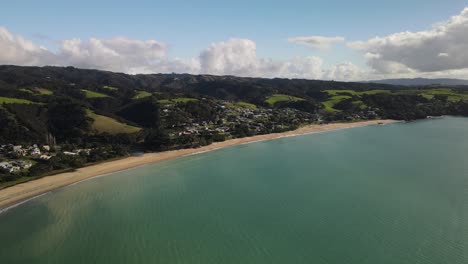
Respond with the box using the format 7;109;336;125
0;119;397;211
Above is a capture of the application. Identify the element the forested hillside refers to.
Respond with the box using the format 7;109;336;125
1;65;468;184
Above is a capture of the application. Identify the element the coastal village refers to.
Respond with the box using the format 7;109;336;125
0;144;92;174
0;99;383;177
161;100;380;138
0;102;313;175
162;101;319;137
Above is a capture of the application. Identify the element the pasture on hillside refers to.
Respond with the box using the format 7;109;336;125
82;90;109;98
87;110;141;134
265;94;304;106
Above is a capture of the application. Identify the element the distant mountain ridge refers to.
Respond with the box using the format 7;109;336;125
366;78;468;86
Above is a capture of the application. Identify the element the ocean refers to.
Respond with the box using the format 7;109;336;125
1;117;468;264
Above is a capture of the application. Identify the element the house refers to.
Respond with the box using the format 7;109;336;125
0;161;29;173
40;155;52;160
13;160;32;169
13;147;28;157
75;149;91;155
12;145;22;151
0;162;10;171
30;147;41;156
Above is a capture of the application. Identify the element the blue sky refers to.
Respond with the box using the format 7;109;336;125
1;1;468;80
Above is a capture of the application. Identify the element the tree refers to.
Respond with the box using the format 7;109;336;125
47;98;90;142
118;96;161;128
144;129;170;151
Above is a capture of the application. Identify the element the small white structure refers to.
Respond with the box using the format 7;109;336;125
40;155;52;160
30;148;41;156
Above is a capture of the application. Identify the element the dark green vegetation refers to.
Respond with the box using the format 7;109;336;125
0;65;468;183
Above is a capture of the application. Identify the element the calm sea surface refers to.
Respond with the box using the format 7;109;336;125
1;117;468;264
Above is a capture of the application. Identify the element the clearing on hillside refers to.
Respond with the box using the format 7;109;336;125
133;91;152;99
322;95;352;112
265;94;304;106
235;102;257;109
103;86;119;91
324;90;390;96
34;88;53;95
87;110;141;134
19;88;53;95
158;98;199;104
397;88;468;102
322;90;389;112
0;97;37;104
82;90;109;98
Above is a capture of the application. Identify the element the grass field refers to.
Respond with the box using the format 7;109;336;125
158;98;199;104
20;88;53;95
34;88;53;95
0;97;37;104
322;90;390;112
82;90;109;98
397;88;468;102
265;94;304;106
87;110;141;134
19;88;34;94
322;95;352;112
352;100;368;110
133;90;152;99
322;88;468;112
324;90;390;96
103;86;118;91
236;102;257;109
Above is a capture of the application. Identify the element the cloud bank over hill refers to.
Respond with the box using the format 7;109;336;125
0;30;335;80
1;7;467;81
348;7;468;78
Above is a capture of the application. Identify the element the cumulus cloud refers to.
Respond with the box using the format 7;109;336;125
198;38;324;79
59;37;167;73
0;27;55;66
348;7;468;74
3;7;468;82
0;28;328;79
326;62;365;81
288;36;345;49
0;27;174;73
199;39;257;76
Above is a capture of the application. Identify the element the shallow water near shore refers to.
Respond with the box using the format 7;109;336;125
1;117;468;264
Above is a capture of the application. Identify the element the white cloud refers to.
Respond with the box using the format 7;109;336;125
326;62;365;81
198;38;324;79
0;27;172;73
5;15;468;82
59;37;168;73
199;39;258;76
288;36;345;50
348;7;468;74
0;28;328;79
0;27;55;66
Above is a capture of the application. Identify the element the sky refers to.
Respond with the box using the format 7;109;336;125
1;0;468;80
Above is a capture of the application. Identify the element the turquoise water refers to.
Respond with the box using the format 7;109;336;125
1;117;468;263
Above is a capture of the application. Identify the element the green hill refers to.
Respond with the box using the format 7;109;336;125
87;110;141;134
265;94;304;106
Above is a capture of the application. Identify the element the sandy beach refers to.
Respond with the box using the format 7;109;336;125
0;119;397;210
